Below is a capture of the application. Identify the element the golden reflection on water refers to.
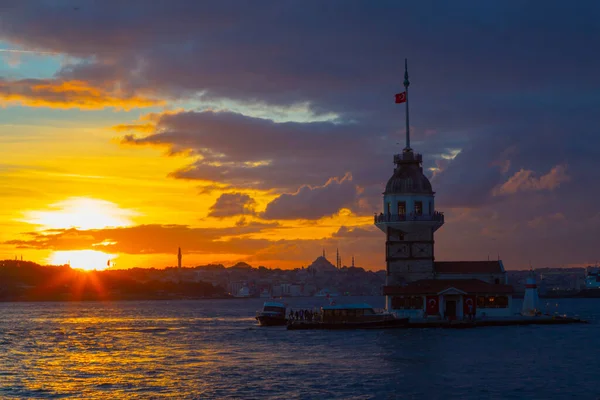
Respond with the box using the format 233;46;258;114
2;310;225;398
0;299;417;398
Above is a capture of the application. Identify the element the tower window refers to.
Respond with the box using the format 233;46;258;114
414;201;423;216
387;202;391;215
398;201;406;215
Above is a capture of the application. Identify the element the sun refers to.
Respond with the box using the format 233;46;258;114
22;197;135;270
23;197;137;230
49;250;116;271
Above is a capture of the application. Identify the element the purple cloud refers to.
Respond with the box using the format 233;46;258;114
261;173;357;220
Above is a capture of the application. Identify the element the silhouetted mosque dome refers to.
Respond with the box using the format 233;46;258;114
307;256;337;273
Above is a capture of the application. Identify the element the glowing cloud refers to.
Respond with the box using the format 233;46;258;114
22;197;138;230
0;78;161;110
49;249;116;271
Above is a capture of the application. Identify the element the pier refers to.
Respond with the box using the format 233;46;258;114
287;315;588;330
403;315;588;329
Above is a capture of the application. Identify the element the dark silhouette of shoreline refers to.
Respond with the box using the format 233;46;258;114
0;260;228;302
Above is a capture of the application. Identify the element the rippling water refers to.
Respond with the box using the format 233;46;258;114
1;297;599;399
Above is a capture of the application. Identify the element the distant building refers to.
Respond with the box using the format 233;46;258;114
585;266;600;289
228;281;246;296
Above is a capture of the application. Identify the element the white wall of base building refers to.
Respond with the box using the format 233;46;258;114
386;294;514;319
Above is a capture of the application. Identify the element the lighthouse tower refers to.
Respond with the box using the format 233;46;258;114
375;60;444;308
521;271;540;316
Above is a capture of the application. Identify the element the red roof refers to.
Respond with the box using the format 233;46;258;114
383;279;514;295
434;261;504;275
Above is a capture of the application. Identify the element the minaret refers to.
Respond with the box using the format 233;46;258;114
375;59;444;311
336;248;340;269
177;247;182;282
352;256;355;268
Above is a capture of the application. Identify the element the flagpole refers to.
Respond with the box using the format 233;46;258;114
404;58;410;152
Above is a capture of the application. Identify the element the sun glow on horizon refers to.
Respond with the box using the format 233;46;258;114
22;197;138;230
49;249;116;271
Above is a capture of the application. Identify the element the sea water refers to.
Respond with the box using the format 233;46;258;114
1;297;599;399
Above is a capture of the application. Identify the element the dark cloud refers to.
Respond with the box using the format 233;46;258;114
261;173;357;220
208;193;257;218
121;110;395;194
2;1;598;121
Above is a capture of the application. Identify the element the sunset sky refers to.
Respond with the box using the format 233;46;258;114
1;1;599;271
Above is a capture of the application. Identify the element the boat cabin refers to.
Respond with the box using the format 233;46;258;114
261;301;286;315
256;301;288;326
320;303;384;323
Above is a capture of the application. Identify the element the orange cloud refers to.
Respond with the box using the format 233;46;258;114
4;224;277;255
112;123;156;133
493;164;570;196
0;78;162;110
111;109;187;133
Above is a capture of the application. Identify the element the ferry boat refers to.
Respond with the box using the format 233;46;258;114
287;303;408;330
255;301;288;326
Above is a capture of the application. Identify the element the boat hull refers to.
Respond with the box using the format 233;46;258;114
287;317;409;330
256;315;288;326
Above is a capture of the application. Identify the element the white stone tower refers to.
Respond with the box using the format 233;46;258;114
521;271;540;316
375;60;444;301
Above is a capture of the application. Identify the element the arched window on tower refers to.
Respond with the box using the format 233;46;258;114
414;201;423;216
387;202;391;215
398;201;406;216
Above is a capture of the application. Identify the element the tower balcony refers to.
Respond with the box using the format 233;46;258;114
374;211;445;233
374;212;444;224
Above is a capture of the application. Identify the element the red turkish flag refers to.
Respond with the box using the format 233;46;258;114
463;295;476;315
426;295;439;315
395;92;406;104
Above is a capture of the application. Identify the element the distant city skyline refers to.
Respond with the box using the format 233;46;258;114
1;2;599;271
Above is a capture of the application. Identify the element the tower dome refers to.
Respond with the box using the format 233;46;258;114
384;151;433;195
